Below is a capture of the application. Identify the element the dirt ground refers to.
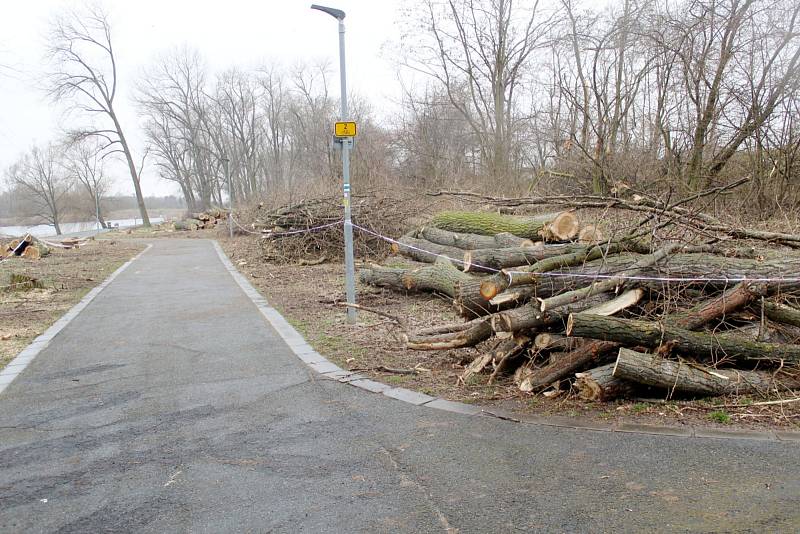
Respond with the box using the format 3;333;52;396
0;239;145;370
218;235;800;432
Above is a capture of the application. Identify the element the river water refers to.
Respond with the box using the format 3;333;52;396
0;217;165;238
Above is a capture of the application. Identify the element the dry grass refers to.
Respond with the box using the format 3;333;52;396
0;239;145;369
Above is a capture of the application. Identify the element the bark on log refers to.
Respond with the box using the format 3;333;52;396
524;341;618;391
430;210;580;241
391;236;464;266
491;293;614;333
400;257;471;296
493;289;640;333
464;243;594;273
668;283;766;330
762;301;800;328
483;250;800;303
453;277;507;318
575;363;637;401
416;226;535;249
613;348;800;396
407;317;493;350
538;243;682;311
358;259;507;318
568;313;800;364
359;265;407;290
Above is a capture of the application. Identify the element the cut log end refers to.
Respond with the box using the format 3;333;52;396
541;212;580;241
566;313;575;336
578;225;605;244
480;279;501;300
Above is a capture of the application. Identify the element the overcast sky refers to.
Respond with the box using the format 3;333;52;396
0;0;404;198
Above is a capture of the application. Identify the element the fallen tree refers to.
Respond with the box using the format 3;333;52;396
612;348;800;396
430;210;580;241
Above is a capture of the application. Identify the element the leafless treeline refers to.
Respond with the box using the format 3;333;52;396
398;0;800;213
136;48;393;212
5;0;800;230
147;0;800;215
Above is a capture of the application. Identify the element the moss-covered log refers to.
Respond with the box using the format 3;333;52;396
430;210;580;240
464;243;594;273
358;259;506;318
568;313;800;364
762;301;800;328
415;227;534;249
613;348;800;396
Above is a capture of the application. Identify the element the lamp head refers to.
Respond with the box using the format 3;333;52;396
311;4;345;20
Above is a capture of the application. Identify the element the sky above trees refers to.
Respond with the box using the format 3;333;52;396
0;0;403;197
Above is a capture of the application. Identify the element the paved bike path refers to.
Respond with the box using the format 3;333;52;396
0;239;798;533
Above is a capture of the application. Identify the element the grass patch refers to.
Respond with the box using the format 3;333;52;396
385;375;409;384
708;410;731;424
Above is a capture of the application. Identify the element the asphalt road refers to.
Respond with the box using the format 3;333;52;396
1;239;798;533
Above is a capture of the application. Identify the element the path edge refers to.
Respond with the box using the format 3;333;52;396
211;240;797;444
0;243;153;396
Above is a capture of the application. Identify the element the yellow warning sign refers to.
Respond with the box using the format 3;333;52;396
334;121;357;137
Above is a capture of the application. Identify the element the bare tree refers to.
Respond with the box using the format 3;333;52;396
46;4;150;225
64;140;111;227
403;0;554;180
5;145;69;235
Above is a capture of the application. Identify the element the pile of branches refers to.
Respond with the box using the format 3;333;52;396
245;194;422;264
359;204;800;403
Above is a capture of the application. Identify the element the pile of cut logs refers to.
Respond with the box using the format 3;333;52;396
3;235;51;260
359;209;800;401
174;207;228;231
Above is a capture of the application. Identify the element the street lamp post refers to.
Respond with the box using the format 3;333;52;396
222;156;233;239
311;4;357;324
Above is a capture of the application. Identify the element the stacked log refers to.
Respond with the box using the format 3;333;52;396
359;208;800;402
3;234;51;259
174;207;229;231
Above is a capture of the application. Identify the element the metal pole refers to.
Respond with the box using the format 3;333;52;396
95;191;101;231
338;18;357;324
224;158;233;239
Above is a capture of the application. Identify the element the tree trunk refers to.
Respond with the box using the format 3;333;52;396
762;301;800;328
112;113;150;226
416;226;534;249
538;243;682;311
668;283;766;329
613;348;800;396
430;210;580;241
524;340;619;391
567;313;800;364
575;363;637;401
463;243;595;273
391;236;464;267
359;259;502;318
491;292;616;333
